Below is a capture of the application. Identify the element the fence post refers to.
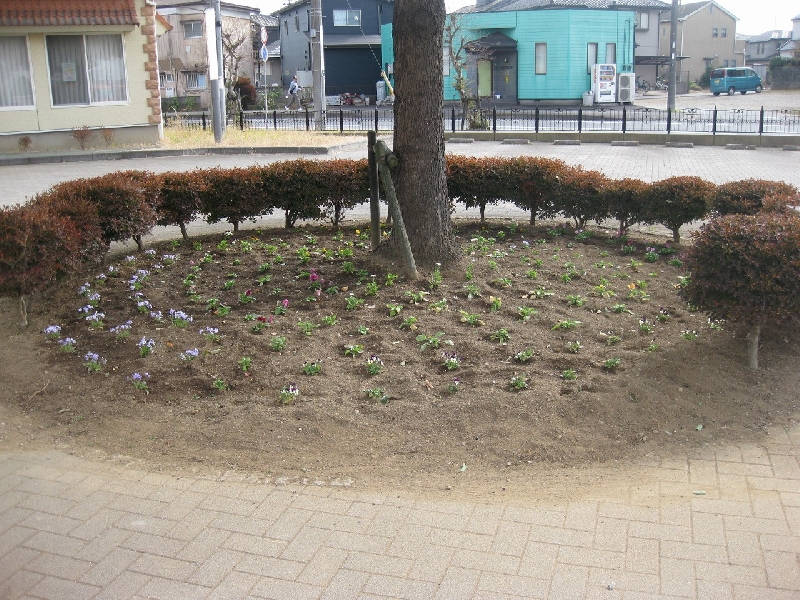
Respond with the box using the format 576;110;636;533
272;110;277;130
451;106;456;133
759;106;764;135
239;110;244;130
339;108;344;133
622;105;627;133
578;106;583;133
666;109;672;134
535;106;539;133
375;107;379;132
712;107;717;136
305;107;310;131
202;112;207;130
492;107;497;133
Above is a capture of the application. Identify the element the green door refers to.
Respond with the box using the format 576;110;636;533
478;60;492;98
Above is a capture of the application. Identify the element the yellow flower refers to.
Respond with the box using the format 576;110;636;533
355;229;360;235
628;283;636;290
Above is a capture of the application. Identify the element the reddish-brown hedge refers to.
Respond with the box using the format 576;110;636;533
711;179;798;216
644;176;715;243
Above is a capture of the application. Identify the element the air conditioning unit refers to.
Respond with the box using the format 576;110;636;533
617;72;635;103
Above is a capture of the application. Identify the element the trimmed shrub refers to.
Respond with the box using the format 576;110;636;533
158;170;207;240
31;188;105;264
313;158;370;226
48;171;160;252
551;166;610;229
711;179;798;217
446;156;518;221
260;160;330;228
604;177;651;236
0;203;82;325
680;211;800;369
509;156;566;225
644;176;714;243
201;167;271;231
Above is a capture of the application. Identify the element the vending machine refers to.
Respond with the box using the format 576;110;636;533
592;64;617;104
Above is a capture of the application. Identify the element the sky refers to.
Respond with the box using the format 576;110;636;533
246;0;797;36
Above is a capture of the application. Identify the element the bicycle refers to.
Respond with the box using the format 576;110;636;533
635;76;651;94
654;77;668;92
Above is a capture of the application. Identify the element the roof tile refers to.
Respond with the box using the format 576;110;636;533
0;0;139;27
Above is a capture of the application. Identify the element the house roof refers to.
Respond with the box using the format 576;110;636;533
459;0;670;13
746;30;791;43
672;1;737;22
251;14;279;28
324;34;381;48
0;0;139;27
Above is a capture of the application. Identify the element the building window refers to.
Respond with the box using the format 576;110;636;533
606;43;616;65
46;34;127;106
731;60;736;67
636;12;649;31
587;42;598;74
295;15;300;32
721;28;727;37
284;20;288;35
723;60;729;67
443;47;450;76
712;28;718;38
159;72;174;88
0;36;35;108
333;10;360;26
184;71;207;90
183;21;202;39
535;43;547;75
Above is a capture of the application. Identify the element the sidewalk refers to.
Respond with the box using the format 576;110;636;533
1;423;799;599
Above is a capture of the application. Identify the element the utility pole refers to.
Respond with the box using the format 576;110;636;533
311;0;325;130
211;0;225;142
668;0;677;110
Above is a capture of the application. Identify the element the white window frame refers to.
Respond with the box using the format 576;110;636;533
45;34;129;107
183;21;202;39
159;72;174;88
184;71;207;90
636;12;649;31
721;28;727;38
587;42;598;74
333;10;361;26
712;27;718;38
0;35;36;110
535;43;547;75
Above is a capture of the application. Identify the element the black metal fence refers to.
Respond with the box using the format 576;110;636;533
163;104;800;136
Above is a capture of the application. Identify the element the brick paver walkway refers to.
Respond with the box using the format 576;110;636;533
1;422;799;599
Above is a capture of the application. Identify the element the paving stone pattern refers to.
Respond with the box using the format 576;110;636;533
0;422;798;599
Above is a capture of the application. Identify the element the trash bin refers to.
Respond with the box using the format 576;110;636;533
582;91;594;106
376;81;386;104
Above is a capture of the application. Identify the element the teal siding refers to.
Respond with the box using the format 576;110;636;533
382;9;635;102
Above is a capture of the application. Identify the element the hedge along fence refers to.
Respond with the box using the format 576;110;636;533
2;156;798;326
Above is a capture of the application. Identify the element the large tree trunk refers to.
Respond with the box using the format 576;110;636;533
392;0;459;268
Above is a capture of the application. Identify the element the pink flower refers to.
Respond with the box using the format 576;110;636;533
282;299;289;308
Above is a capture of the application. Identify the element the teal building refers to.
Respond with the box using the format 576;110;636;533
381;0;670;103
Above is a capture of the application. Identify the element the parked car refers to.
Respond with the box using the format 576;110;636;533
710;68;763;96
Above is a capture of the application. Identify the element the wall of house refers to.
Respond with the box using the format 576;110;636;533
157;9;212;109
0;16;159;152
278;1;312;84
425;9;634;102
321;0;393;37
660;6;737;81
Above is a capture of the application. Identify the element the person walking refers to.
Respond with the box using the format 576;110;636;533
285;76;300;111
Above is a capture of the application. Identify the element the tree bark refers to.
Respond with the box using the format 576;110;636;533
392;0;459;267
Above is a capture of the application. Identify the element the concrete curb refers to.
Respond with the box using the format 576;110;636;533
0;140;376;167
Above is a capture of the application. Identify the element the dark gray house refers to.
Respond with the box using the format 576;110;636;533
275;0;393;97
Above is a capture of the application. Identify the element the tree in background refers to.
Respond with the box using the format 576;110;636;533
443;13;489;130
221;16;251;112
391;0;459;267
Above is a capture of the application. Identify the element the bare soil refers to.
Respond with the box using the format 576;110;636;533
1;220;798;494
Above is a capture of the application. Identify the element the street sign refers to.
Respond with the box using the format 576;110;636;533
260;27;268;44
259;45;268;61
